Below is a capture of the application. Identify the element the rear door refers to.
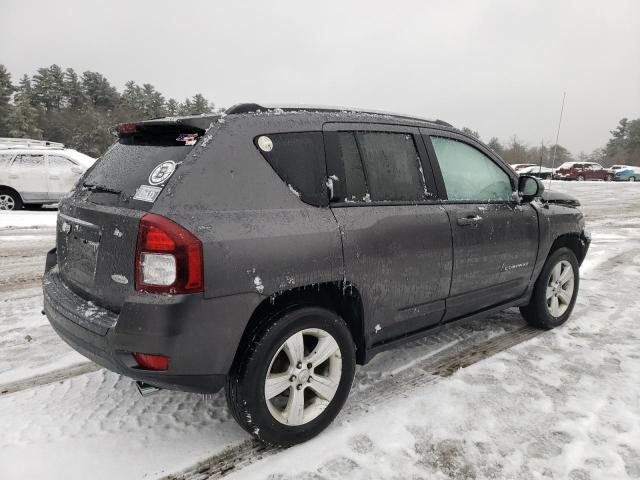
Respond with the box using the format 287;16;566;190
421;129;539;321
324;123;452;347
586;163;606;180
8;153;48;202
46;153;83;200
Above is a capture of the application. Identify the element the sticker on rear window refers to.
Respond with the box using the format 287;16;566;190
149;160;177;185
133;185;162;203
176;133;199;146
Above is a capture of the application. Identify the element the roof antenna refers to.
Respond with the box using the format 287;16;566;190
548;91;567;190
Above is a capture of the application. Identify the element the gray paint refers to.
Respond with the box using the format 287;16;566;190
47;109;590;393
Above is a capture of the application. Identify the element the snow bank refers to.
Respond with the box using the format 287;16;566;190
0;211;57;229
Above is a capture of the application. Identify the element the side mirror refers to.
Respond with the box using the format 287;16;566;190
518;175;544;202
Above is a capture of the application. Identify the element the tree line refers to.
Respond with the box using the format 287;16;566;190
1;64;638;166
464;117;640;168
0;64;218;157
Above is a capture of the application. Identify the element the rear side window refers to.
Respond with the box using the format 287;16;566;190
256;132;328;206
357;132;425;202
48;155;75;168
337;132;367;201
12;154;45;168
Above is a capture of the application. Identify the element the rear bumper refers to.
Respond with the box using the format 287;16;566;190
43;262;263;394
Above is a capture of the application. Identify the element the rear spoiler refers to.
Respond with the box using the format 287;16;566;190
112;115;218;138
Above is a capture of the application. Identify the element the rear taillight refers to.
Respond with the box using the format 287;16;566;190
135;213;203;294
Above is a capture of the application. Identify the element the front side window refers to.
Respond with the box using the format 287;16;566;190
256;132;327;206
430;137;512;201
12;154;45;168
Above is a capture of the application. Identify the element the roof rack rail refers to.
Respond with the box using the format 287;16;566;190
224;103;452;127
0;137;65;149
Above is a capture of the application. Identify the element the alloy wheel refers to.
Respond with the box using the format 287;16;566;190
265;328;342;426
0;194;16;210
546;260;575;317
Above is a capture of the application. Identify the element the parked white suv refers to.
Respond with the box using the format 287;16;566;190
0;139;95;210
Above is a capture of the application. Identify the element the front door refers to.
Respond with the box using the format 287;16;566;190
9;153;48;202
324;123;453;348
422;130;539;321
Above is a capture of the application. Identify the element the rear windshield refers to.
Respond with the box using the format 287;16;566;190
83;143;193;195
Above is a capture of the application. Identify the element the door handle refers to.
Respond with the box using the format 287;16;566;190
9;174;18;179
49;175;60;179
457;215;482;226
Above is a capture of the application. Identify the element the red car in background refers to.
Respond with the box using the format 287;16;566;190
553;162;612;181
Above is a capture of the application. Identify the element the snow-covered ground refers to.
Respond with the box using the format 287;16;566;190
0;182;638;480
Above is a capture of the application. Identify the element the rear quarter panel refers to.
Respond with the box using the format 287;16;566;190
153;115;344;299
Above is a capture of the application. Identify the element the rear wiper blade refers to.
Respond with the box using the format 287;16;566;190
83;183;121;195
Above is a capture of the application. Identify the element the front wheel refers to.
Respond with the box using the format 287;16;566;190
226;306;356;446
605;174;612;181
629;176;636;182
521;248;579;329
576;175;585;181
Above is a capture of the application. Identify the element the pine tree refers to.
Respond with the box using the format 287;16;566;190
178;98;193;115
0;65;14;137
165;98;179;116
191;93;213;113
64;68;85;110
120;81;144;113
32;64;66;111
141;83;166;118
82;71;119;109
7;95;43;139
605;118;628;158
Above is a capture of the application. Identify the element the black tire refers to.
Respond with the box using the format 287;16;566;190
520;247;579;329
576;175;585;181
629;176;636;182
605;174;612;181
0;189;23;210
226;306;356;447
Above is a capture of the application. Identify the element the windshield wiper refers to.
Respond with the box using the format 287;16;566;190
83;183;121;195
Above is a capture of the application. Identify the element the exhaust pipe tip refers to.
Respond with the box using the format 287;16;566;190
135;380;161;397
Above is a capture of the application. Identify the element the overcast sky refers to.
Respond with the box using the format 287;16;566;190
1;0;639;154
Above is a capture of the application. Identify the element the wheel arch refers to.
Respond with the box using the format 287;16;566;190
232;281;367;367
0;185;23;199
549;233;588;266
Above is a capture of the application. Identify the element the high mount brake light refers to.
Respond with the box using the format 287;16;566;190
115;123;138;134
135;213;203;294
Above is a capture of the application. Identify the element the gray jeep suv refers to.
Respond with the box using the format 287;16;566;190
43;104;590;446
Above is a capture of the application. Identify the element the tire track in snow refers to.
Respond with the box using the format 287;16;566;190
0;362;99;395
163;321;541;480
